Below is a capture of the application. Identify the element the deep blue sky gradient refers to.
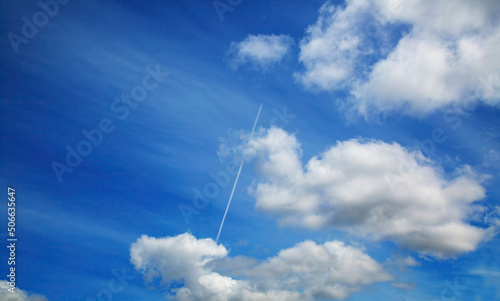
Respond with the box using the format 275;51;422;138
1;0;499;300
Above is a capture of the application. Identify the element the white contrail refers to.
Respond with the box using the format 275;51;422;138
216;103;262;243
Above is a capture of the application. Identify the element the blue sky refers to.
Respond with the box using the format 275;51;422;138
1;0;500;300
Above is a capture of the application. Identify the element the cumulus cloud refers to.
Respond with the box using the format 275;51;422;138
228;34;294;71
297;0;500;117
296;0;382;91
0;281;48;301
242;127;496;258
130;233;391;300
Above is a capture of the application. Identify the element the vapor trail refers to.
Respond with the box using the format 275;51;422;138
215;103;262;243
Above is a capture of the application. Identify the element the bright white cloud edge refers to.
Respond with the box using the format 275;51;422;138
130;233;392;301
0;281;48;301
296;0;500;117
243;127;497;258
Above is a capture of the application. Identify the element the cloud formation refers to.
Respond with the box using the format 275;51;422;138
297;0;500;116
130;233;391;300
0;281;48;301
243;127;495;258
228;34;294;71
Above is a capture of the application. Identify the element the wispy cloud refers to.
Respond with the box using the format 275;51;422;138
227;34;294;71
470;269;500;278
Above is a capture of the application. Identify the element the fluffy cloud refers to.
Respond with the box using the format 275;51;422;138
243;127;495;258
130;233;391;300
296;0;378;91
228;34;294;71
297;0;500;116
0;281;48;301
130;233;227;291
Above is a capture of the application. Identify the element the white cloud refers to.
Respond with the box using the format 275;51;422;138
295;0;378;91
391;256;420;268
228;34;294;71
297;0;500;117
130;233;391;300
0;281;48;301
243;127;496;258
130;233;227;286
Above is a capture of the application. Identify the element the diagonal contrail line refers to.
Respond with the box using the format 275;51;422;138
216;103;262;243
